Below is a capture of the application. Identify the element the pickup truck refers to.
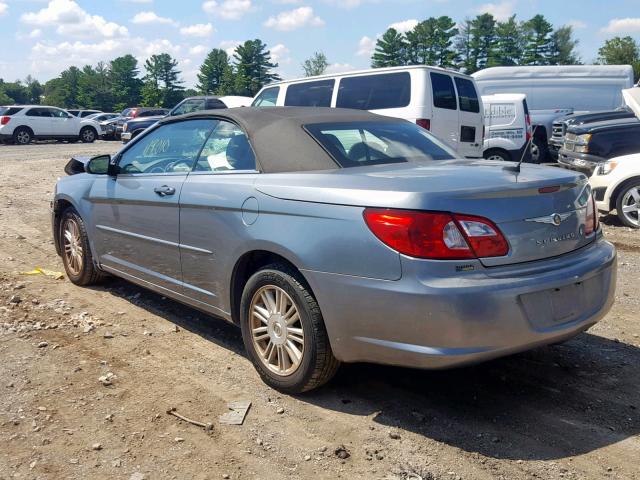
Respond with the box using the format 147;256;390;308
549;108;636;160
557;117;640;175
518;108;572;163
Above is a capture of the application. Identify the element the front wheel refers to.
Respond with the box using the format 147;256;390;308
59;208;105;285
483;149;511;162
79;126;97;143
530;137;547;164
616;181;640;228
240;264;340;393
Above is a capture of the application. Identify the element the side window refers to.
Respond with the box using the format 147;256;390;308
284;80;334;107
431;72;457;110
336;72;411;110
51;109;70;118
26;108;42;117
252;87;280;106
195;120;256;172
117;119;215;175
454;77;480;113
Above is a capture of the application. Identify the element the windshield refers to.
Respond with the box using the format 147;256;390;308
304;121;457;168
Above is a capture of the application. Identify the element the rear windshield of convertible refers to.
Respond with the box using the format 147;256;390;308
304;121;456;168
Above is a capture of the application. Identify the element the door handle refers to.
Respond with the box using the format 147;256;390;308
154;185;176;196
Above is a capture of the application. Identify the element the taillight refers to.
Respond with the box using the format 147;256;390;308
585;193;598;235
131;108;139;118
416;118;430;130
363;209;509;260
0;116;10;125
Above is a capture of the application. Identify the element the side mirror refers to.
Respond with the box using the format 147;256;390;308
86;155;111;175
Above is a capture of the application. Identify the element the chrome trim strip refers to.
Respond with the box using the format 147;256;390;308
96;224;213;254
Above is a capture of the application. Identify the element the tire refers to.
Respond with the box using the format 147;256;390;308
530;137;547;164
59;208;106;285
13;127;32;145
79;126;97;143
615;180;640;228
240;263;340;393
483;149;511;162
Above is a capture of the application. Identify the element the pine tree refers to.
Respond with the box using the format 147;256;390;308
493;15;523;66
233;40;280;96
469;13;498;73
197;48;230;94
24;75;43;104
109;55;142;111
455;19;475;73
406;19;438;65
434;16;459;68
522;14;554;65
549;26;581;65
142;53;184;107
371;28;408;68
302;52;329;77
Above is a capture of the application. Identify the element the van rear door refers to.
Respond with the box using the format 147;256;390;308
453;76;483;158
429;72;460;151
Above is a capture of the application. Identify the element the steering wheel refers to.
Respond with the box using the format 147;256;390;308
165;159;193;172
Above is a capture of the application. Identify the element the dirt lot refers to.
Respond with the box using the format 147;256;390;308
0;141;638;480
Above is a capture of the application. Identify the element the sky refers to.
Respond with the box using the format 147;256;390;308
1;0;639;88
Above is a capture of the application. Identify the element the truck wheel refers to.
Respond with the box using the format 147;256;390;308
530;138;547;164
240;263;340;393
616;180;640;228
483;149;511;162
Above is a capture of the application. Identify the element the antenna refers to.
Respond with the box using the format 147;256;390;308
503;125;538;174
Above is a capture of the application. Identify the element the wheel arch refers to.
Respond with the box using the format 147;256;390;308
483;147;512;161
229;249;315;326
52;196;80;256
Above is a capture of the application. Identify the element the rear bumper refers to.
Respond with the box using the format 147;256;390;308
303;238;616;369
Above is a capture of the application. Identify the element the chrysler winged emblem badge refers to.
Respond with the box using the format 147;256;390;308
525;212;572;226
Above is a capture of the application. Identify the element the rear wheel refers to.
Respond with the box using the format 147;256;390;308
59;208;105;285
483;149;511;162
530;137;547;164
616;181;640;228
13;127;32;145
240;264;339;393
80;126;97;143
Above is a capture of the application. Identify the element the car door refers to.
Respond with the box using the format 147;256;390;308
179;119;259;312
88;119;217;293
429;72;459;152
453;76;483;158
24;108;53;135
49;108;77;136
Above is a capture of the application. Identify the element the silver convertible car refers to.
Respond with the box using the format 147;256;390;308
52;107;616;393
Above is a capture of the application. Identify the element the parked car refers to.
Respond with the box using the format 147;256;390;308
549;108;636;160
86;112;119;122
0;105;100;144
121;96;252;143
114;107;169;140
252;65;485;158
589;153;640;228
52;107;615;393
481;93;532;163
473;65;634;162
557;117;640;174
101;116;122;140
68;109;103;118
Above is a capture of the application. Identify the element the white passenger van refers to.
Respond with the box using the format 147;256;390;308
482;93;532;163
252;66;485;158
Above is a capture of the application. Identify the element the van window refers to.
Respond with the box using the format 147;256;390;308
285;80;334;107
336;72;411;110
430;73;457;110
454;77;479;113
253;87;279;106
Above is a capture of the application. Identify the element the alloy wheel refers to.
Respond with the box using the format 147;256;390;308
82;129;95;142
249;285;304;376
62;218;84;276
530;143;539;163
487;154;506;162
16;131;30;144
620;186;640;227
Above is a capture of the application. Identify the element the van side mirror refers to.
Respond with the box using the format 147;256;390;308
86;154;111;175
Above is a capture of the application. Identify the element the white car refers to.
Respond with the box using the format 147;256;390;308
0;105;101;145
590;154;640;228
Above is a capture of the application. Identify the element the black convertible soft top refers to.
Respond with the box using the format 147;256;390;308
158;107;408;173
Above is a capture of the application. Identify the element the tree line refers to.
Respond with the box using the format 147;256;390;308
0;12;639;111
0;39;280;112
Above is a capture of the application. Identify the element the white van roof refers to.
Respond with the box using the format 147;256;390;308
472;65;634;82
267;65;474;87
481;93;526;102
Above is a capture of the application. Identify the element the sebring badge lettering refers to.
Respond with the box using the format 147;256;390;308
536;231;578;246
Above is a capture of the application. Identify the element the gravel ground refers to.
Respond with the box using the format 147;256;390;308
0;141;638;480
